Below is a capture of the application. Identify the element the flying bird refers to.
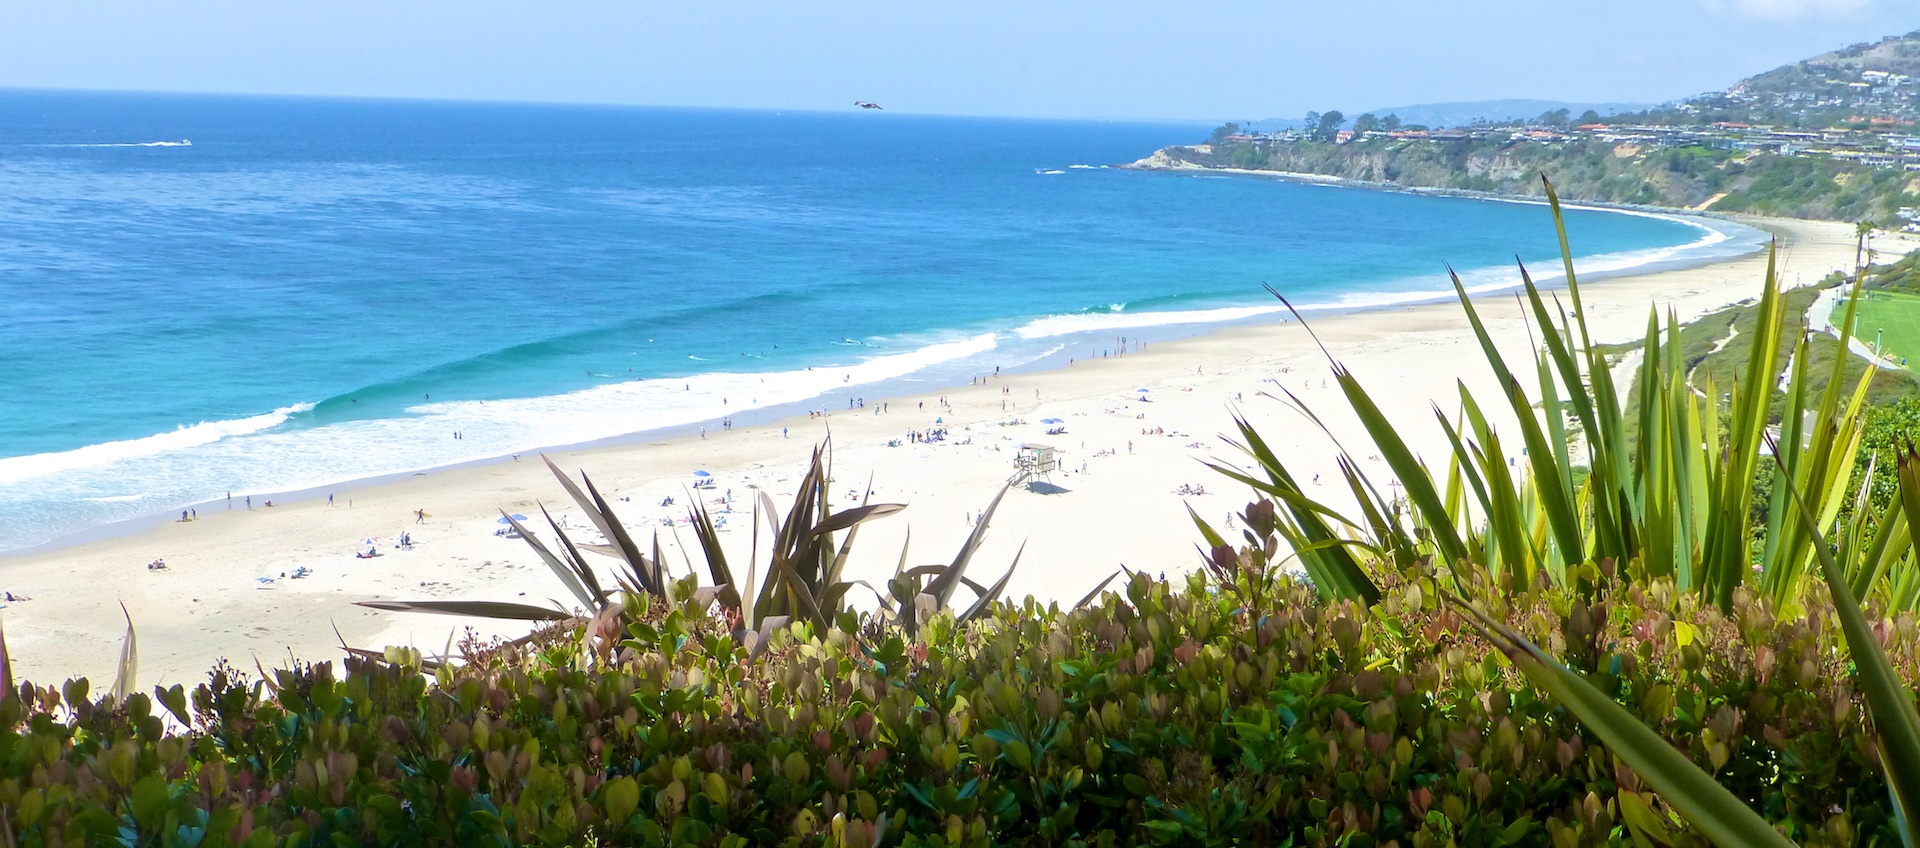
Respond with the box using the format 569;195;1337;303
855;101;883;110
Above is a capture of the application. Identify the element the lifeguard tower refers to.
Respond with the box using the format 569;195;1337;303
1015;443;1057;488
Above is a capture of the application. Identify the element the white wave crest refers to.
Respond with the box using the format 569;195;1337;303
0;403;312;486
3;334;998;531
46;140;192;148
1015;305;1291;339
1013;215;1755;340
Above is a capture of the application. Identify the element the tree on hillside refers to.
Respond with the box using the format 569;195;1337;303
1302;112;1321;138
1352;113;1380;135
1382;113;1402;131
1578;109;1602;125
1314;110;1346;141
1209;123;1242;145
1534;108;1572;128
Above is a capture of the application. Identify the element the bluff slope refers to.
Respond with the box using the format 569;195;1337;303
1127;139;1919;223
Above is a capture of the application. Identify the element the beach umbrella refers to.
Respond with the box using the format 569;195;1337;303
1041;417;1063;424
693;470;712;478
360;536;379;546
497;514;528;524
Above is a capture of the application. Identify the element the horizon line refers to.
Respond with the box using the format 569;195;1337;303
0;83;1216;127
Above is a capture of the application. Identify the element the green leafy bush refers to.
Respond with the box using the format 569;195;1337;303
0;565;1909;847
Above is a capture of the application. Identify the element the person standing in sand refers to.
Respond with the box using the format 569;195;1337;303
415;508;426;524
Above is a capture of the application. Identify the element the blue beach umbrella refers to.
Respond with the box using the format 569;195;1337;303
1041;418;1063;424
693;470;712;478
497;514;528;524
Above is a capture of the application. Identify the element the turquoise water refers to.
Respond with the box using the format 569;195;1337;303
0;90;1762;550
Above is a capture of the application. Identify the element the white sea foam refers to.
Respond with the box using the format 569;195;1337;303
0;403;312;486
1013;215;1754;340
0;336;1000;545
43;140;192;148
1016;305;1293;339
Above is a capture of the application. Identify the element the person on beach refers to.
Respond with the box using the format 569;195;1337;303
328;493;334;506
414;508;426;524
246;496;252;509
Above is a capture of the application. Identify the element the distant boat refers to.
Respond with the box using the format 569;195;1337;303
1035;168;1065;175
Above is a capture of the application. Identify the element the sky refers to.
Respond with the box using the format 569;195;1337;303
0;0;1915;121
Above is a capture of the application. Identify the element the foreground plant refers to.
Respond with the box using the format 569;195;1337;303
1201;173;1920;847
358;439;1022;659
6;553;1914;845
1451;441;1920;848
1216;175;1895;615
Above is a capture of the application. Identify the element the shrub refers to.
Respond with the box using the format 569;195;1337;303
0;565;1910;847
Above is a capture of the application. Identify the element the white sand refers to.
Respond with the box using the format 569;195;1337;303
1;216;1904;686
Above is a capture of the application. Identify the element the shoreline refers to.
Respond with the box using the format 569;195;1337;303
4;196;1762;559
0;215;1901;686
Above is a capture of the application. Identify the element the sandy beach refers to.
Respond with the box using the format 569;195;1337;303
0;215;1904;686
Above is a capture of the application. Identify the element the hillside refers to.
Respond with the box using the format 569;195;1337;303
1133;137;1920;223
1627;30;1920;128
1133;31;1920;223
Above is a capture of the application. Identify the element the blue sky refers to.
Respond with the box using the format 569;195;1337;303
0;0;1914;120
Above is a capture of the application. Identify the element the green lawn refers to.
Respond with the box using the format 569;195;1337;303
1854;289;1920;370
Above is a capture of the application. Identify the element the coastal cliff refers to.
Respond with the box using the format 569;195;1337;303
1123;138;1920;222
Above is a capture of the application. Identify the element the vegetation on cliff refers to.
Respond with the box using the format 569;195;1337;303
1143;137;1920;223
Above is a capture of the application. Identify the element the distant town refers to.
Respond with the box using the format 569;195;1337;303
1161;32;1920;227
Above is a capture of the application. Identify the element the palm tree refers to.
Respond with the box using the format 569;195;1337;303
1856;219;1875;279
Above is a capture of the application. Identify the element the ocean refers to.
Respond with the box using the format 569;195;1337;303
0;90;1764;552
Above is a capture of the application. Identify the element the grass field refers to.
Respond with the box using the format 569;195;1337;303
1854;289;1920;369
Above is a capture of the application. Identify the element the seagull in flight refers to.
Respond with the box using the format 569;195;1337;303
855;101;883;110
